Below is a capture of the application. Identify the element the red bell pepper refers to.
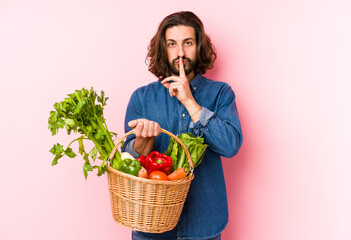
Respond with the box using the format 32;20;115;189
145;151;172;175
137;155;147;168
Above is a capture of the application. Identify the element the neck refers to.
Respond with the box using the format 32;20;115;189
187;72;196;82
171;72;196;82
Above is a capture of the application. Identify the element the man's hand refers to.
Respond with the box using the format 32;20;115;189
128;119;161;156
128;119;161;138
161;57;194;106
161;57;202;122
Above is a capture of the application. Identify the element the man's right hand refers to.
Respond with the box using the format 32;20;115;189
128;119;161;138
128;119;161;156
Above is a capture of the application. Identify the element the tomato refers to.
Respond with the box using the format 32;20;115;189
148;171;169;181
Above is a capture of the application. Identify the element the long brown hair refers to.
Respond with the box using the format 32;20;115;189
146;11;217;79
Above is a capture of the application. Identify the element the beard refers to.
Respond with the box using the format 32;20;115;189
169;57;197;76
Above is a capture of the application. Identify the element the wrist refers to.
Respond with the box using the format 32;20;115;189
134;137;155;156
184;101;202;123
183;98;200;112
190;107;202;117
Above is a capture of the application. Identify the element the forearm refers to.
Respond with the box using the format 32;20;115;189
190;107;243;158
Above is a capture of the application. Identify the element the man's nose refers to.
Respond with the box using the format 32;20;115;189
178;45;185;57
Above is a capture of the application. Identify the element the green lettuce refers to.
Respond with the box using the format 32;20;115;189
165;133;208;171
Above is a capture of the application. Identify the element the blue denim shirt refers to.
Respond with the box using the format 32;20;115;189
124;74;243;239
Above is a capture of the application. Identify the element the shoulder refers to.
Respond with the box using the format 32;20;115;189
131;81;163;98
135;81;161;92
199;75;235;97
199;75;231;88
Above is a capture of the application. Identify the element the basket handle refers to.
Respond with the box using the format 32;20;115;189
108;128;194;172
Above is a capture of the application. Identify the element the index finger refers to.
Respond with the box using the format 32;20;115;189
179;57;186;77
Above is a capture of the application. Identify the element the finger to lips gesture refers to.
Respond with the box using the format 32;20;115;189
161;57;193;104
178;56;187;78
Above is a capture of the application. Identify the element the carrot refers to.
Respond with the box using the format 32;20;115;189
168;168;188;180
138;167;148;178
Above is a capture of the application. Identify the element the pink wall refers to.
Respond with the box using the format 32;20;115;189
1;1;350;239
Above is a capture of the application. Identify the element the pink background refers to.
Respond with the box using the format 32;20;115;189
1;0;350;239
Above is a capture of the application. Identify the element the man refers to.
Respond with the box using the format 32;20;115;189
124;11;243;240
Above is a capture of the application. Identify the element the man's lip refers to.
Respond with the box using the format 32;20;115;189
176;60;187;64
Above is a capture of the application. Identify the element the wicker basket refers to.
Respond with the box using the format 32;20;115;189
107;128;194;233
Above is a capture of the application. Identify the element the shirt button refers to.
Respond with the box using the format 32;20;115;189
182;113;186;117
193;87;197;90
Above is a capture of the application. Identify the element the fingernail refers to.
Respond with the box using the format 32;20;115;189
128;120;136;127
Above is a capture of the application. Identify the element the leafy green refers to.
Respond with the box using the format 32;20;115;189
48;87;121;179
165;133;208;171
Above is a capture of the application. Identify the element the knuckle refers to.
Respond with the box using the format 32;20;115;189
135;130;141;137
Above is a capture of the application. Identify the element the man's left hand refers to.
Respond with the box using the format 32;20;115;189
161;57;194;106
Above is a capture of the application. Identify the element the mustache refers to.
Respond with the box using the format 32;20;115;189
172;57;192;65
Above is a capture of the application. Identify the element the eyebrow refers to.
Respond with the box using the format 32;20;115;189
183;38;195;42
166;37;195;42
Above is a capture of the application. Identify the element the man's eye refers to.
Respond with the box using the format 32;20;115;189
185;41;192;46
168;43;175;47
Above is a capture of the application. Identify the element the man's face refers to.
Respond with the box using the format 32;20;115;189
165;25;197;77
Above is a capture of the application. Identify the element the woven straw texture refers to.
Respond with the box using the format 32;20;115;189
107;129;194;233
